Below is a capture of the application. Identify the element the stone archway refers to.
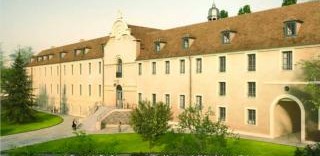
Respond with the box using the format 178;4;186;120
116;85;123;109
270;94;305;142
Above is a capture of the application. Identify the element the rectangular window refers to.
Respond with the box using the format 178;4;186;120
196;58;202;73
152;94;156;105
89;84;91;96
180;95;185;109
222;32;230;44
196;96;202;110
247;109;256;125
219;56;226;72
219;82;226;96
165;94;170;106
152;62;156;75
248;54;256;71
155;42;161;52
80;84;82;96
79;63;82;75
138;63;142;75
63;84;66;95
165;61;170;74
285;22;296;37
71;64;74;75
182;38;189;49
99;85;102;97
138;93;142;102
282;51;292;70
99;62;102;74
180;59;185;74
219;107;226;122
72;84;74;95
248;82;256;97
89;63;91;74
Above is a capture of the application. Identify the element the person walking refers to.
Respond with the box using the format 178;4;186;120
72;119;77;131
118;121;122;133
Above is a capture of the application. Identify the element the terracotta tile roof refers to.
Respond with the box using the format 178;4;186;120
27;36;109;67
136;1;320;60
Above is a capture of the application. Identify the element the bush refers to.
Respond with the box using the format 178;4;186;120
295;143;320;156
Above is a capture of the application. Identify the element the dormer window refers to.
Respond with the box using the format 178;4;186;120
84;48;90;54
60;52;67;58
182;35;195;50
49;54;54;60
74;49;82;56
221;30;236;44
154;39;166;53
37;56;43;62
43;55;48;61
284;20;303;37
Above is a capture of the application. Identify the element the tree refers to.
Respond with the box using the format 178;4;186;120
219;10;229;19
2;52;35;123
238;5;251;15
282;0;297;6
9;46;33;66
174;106;239;154
130;101;172;149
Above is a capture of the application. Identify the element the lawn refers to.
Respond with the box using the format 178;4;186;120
7;133;297;156
0;111;63;136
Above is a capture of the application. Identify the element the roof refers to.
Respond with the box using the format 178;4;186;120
136;1;320;60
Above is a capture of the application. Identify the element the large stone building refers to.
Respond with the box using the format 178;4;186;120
27;1;320;142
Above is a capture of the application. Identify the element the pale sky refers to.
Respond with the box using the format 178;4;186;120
0;0;311;58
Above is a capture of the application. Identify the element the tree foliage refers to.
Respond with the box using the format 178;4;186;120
2;52;35;123
130;101;172;149
238;5;251;15
282;0;297;6
174;106;240;154
9;46;33;66
219;10;229;19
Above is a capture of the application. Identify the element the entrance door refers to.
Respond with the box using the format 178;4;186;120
116;85;123;108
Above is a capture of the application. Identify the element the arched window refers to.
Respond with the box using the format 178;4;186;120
116;59;122;78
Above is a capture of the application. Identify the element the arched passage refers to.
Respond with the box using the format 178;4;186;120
270;94;305;142
116;85;123;109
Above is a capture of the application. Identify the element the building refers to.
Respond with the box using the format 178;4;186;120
27;1;320;142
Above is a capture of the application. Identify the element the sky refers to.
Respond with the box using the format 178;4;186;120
0;0;311;58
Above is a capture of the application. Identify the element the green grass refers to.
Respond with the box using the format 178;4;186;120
1;111;63;136
7;133;297;156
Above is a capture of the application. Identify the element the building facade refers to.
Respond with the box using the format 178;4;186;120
27;1;320;142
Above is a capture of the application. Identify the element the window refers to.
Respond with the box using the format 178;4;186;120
247;109;256;125
165;94;170;106
80;84;82;96
222;32;230;44
196;96;202;110
219;82;226;96
71;64;74;75
99;85;102;97
248;54;256;71
282;51;292;70
116;59;122;78
72;84;74;95
248;82;256;97
165;61;170;74
180;59;185;74
152;62;156;75
89;84;91;96
182;37;189;49
99;62;102;74
89;63;91;74
138;63;142;75
284;21;296;37
57;84;59;94
152;94;156;105
219;56;226;72
138;93;142;102
155;42;161;52
219;107;226;122
79;63;82;75
63;84;66;95
196;58;202;73
180;95;185;109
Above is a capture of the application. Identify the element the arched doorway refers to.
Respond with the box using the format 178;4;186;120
116;85;123;109
270;94;305;142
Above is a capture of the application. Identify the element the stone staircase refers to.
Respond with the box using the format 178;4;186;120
81;105;115;131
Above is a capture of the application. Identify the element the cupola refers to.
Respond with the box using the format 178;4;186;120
208;1;219;21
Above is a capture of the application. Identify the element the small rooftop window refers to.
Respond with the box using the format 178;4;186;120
49;54;54;60
60;52;67;58
182;35;195;50
154;39;166;53
221;30;236;44
43;55;48;61
284;20;303;37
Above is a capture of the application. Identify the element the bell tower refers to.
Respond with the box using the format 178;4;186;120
207;0;219;21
